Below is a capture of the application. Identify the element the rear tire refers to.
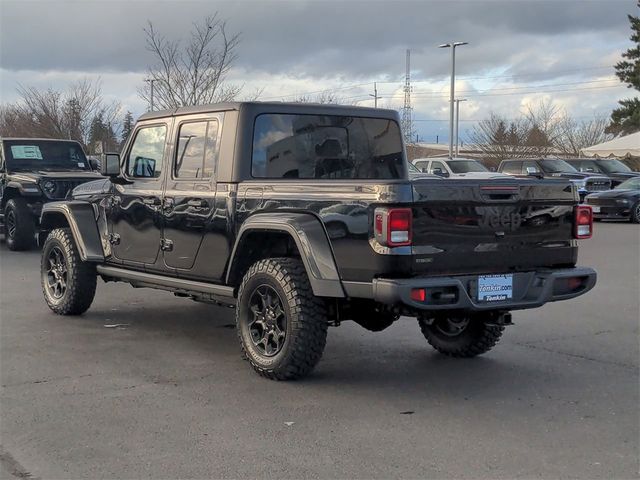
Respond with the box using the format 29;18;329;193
418;314;504;357
41;228;97;315
630;202;640;224
5;198;36;251
236;257;328;380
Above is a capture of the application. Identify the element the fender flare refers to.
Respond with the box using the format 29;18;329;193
227;212;345;298
40;201;105;262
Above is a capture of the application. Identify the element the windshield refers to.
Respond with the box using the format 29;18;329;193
540;158;577;174
615;177;640;190
4;140;90;172
448;160;488;173
598;159;632;174
252;114;405;179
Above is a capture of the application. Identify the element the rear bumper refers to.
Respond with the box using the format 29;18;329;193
370;267;597;312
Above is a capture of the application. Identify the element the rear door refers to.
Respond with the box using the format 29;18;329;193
161;114;221;271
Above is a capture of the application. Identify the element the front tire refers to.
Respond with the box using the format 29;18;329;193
418;314;504;357
236;257;328;380
41;228;97;315
5;198;36;251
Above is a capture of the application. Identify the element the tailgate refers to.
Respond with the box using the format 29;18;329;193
411;179;578;275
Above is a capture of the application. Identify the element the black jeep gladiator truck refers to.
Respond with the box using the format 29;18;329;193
38;102;597;380
1;138;102;250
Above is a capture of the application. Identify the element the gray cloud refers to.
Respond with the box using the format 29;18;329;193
0;0;633;78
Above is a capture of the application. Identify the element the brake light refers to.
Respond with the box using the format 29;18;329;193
374;207;412;247
574;205;593;239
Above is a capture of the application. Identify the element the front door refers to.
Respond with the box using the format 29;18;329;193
161;117;220;271
108;122;170;265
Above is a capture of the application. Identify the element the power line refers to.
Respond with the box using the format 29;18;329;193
255;65;618;103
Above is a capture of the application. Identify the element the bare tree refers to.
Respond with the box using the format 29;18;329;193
523;99;562;156
0;78;121;150
557;116;613;156
469;113;539;163
139;14;241;110
293;91;353;105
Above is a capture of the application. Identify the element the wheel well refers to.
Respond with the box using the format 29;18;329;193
227;230;301;287
1;188;20;209
38;212;70;244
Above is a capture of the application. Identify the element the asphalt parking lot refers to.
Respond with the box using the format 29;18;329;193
0;222;638;479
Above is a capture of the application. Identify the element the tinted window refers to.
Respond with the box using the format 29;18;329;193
615;178;640;190
252;114;405;179
598;159;632;174
501;161;522;174
4;140;89;172
540;159;576;173
571;160;600;173
448;160;488;173
522;161;541;174
127;125;167;178
175;120;218;179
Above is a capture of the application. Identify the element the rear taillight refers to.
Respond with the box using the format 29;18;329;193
374;207;412;247
574;205;593;239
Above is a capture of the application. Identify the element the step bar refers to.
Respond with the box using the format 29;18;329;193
96;265;236;305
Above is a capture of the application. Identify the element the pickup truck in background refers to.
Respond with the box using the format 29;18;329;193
412;157;509;180
37;102;597;380
497;157;611;202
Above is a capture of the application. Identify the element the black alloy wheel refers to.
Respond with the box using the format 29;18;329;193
6;209;16;239
247;284;288;357
45;245;68;300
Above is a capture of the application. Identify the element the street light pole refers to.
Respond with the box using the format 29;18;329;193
439;41;468;158
369;82;379;108
145;79;156;112
454;98;467;157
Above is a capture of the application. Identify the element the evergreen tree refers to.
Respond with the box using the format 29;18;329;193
607;2;640;135
121;111;134;148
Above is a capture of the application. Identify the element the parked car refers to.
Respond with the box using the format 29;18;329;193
564;158;639;188
413;157;509;179
38;102;596;380
497;158;611;201
585;177;640;223
0;138;102;250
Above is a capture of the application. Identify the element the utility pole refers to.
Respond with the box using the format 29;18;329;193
401;49;413;144
454;98;467;157
439;41;468;158
369;82;379;108
145;78;156;112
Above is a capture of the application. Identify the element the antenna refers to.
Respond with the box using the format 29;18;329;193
401;49;414;144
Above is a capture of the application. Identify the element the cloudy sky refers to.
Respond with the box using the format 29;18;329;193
0;0;636;143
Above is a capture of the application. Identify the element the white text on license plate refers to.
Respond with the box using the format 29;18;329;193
478;274;513;302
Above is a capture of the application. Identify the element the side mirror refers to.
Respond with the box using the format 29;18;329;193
489;166;496;172
101;153;121;177
433;167;449;177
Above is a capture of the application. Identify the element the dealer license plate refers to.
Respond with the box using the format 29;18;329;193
591;206;600;213
478;274;513;302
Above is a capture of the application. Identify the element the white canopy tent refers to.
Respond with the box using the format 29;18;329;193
581;132;640;158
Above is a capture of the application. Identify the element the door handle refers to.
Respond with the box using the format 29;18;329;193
143;197;161;206
187;199;207;208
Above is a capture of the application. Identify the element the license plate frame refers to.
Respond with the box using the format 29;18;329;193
478;274;513;302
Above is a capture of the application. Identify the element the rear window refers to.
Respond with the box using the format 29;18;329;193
251;113;405;179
